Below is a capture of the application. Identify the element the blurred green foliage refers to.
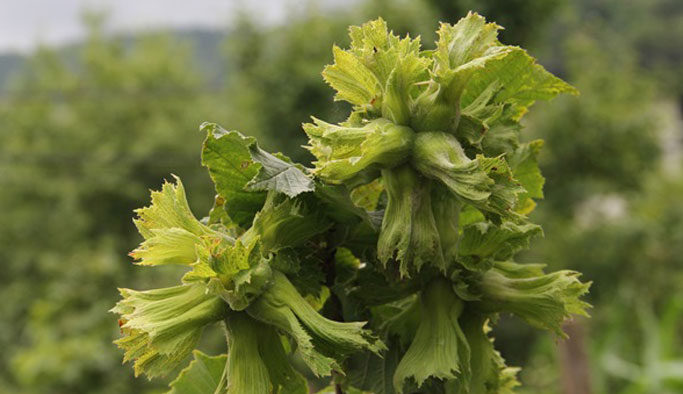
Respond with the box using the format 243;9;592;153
0;0;681;393
531;32;660;215
0;15;221;394
517;0;683;393
425;0;563;45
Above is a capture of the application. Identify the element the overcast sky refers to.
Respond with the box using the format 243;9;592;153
0;0;355;53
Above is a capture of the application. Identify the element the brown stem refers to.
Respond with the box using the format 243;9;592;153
558;318;592;394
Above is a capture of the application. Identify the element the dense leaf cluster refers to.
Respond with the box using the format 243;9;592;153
112;13;590;393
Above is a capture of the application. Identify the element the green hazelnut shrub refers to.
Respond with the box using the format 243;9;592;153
112;12;590;394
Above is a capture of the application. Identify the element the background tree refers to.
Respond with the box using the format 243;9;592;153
0;16;223;393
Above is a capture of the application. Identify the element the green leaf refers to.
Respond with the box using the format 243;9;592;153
460;47;578;122
201;122;266;228
245;144;315;197
347;345;401;394
477;261;592;337
167;350;227;394
271;248;326;298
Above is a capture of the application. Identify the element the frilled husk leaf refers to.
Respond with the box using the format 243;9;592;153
431;183;462;266
224;313;308;394
304;118;415;184
476;261;591;337
167;350;228;394
247;270;385;377
250;191;332;253
412;131;492;204
445;311;520;394
111;284;227;378
458;221;542;271
130;177;226;267
180;231;274;311
393;278;471;393
377;165;445;276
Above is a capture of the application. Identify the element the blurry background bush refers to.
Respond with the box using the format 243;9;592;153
0;0;680;393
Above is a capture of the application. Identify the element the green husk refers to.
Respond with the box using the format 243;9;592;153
111;284;228;378
393;278;471;393
247;270;385;376
377;165;445;276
